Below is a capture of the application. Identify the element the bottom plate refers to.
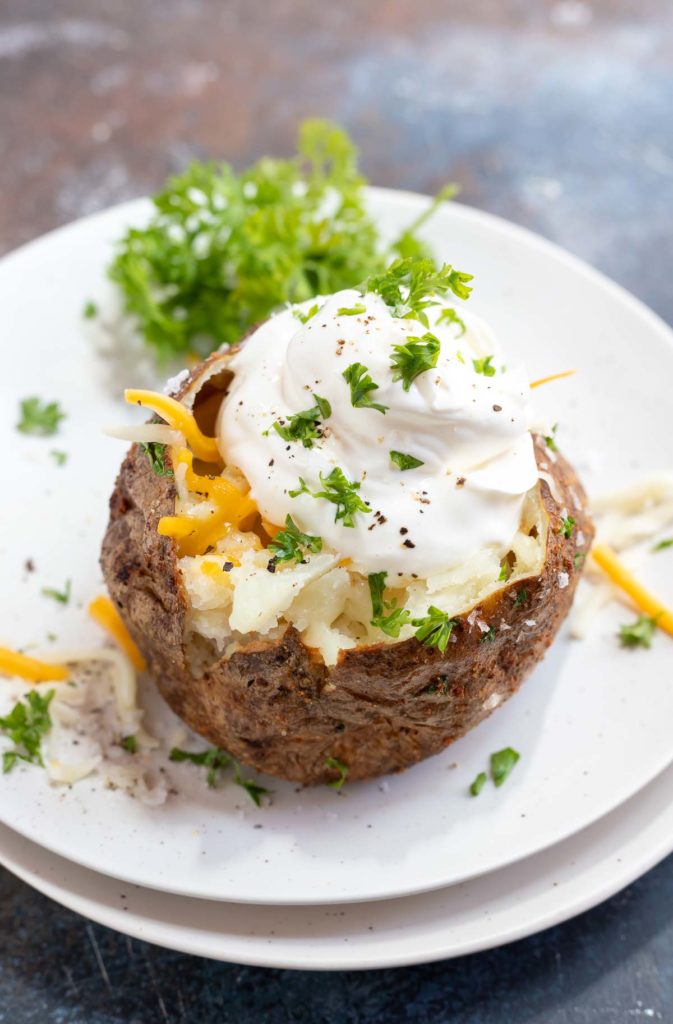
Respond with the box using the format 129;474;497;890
2;760;673;971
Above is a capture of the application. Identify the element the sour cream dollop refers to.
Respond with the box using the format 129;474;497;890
217;289;538;578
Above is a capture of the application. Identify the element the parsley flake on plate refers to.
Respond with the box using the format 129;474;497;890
342;362;388;414
618;615;658;649
290;467;370;528
490;746;520;787
268;515;322;564
82;300;98;319
470;771;488;797
41;579;71;605
17;397;66;436
390;331;441;391
0;689;54;774
170;746;270;804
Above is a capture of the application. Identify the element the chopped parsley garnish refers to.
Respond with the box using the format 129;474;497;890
49;449;67;466
367;572;412;637
342;362;388;414
362;256;473;327
498;561;511;582
83;300;98;319
17;397;66;436
41;579;71;605
618;615;657;649
107;121;452;362
412;606;459;653
514;587;529;607
573;551;586;569
268;515;322;563
544;424;558;452
470;771;487;797
653;538;673;552
170;746;270;804
0;689;54;774
390;332;441;391
271;394;331;448
490;746;520;787
293;302;320;325
472;355;496;377
324;756;349;790
436;307;466;336
139;441;173;477
290;467;370;528
121;735;138;754
480;627;496;643
559;515;576;539
390;450;424;471
337;303;366;316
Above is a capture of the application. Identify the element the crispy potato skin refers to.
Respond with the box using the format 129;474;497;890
102;361;594;785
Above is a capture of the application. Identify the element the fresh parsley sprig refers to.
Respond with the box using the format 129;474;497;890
169;746;270;805
412;606;459;653
268;515;322;563
342;362;388;414
362;256;473;327
368;572;412;637
139;441;173;477
271;393;331;448
390;332;441;391
17;397;66;436
290;467;370;528
0;690;55;774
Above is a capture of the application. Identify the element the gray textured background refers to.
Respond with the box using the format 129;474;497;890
1;0;672;1020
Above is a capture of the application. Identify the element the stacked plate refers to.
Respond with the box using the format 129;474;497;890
2;191;672;970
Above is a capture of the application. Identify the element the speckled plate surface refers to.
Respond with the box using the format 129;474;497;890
2;755;673;969
1;189;673;905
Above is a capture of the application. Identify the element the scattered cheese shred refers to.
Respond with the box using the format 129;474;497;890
0;647;69;683
530;369;576;389
591;544;673;637
125;389;220;463
88;595;147;672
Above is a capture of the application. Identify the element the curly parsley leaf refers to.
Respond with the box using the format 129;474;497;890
436;306;466;336
473;355;496;377
559;515;576;539
324;756;349;790
139;441;173;477
271;394;332;448
412;606;459;653
268;514;322;564
233;762;271;806
337;302;366;316
363;256;473;327
342;362;388;414
170;746;232;787
618;615;658;649
390;450;424;471
390;331;441;391
470;771;488;797
17;397;66;436
291;467;370;528
41;579;71;605
1;689;55;773
490;746;520;787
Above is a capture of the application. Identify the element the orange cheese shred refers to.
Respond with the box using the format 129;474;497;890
88;595;147;672
125;389;221;463
591;544;673;638
0;647;69;683
530;370;576;389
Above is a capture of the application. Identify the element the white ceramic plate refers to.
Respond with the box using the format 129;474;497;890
2;756;673;970
1;189;673;906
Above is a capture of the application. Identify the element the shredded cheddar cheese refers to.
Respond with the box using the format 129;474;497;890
530;370;576;389
125;389;221;463
591;544;673;637
0;647;69;683
88;595;147;672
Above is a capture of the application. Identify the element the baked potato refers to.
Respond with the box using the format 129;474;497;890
102;332;593;786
